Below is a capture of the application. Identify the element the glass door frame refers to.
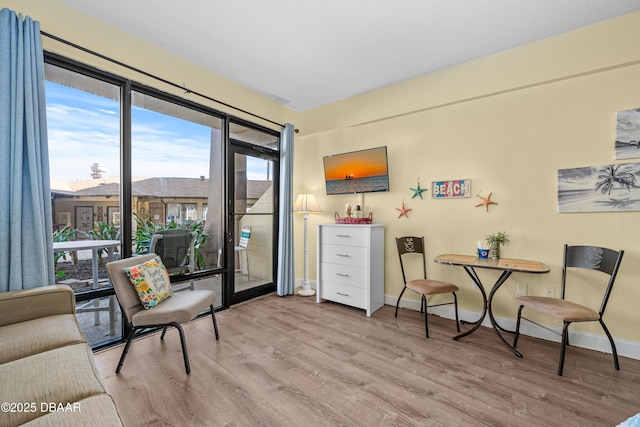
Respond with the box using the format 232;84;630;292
225;138;279;306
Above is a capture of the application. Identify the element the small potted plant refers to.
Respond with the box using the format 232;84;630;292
485;231;509;259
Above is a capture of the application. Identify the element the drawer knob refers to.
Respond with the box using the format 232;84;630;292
336;292;349;297
336;253;350;257
336;234;350;237
336;273;350;277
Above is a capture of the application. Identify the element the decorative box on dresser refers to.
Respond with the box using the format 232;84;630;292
316;224;384;316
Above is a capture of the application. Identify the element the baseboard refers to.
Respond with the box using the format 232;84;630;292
386;294;640;361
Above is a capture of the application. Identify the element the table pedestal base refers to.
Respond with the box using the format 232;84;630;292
454;266;522;358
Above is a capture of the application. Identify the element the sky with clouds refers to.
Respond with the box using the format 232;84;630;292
46;82;269;182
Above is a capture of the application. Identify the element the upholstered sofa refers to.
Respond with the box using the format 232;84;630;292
0;285;123;426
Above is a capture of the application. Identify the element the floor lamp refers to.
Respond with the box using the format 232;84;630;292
294;193;322;296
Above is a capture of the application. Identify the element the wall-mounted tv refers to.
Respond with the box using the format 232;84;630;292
323;146;390;195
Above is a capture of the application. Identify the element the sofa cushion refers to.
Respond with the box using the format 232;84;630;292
20;394;123;427
0;285;76;328
0;343;107;426
123;255;173;309
0;314;87;364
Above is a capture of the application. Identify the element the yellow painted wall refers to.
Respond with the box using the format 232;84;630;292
295;12;640;343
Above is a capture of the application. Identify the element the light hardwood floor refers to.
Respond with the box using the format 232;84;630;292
95;294;640;426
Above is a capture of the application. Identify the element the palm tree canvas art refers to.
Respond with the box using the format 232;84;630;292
616;108;640;160
558;162;640;212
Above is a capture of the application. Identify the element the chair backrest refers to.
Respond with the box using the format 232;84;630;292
562;244;624;316
106;253;157;324
395;236;427;284
238;227;251;249
149;229;196;273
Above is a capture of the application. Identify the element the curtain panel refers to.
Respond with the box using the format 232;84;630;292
276;123;295;296
0;8;54;292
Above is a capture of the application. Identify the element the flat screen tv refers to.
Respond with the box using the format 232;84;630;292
323;146;390;195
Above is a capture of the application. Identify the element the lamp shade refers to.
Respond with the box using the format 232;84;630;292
293;193;322;213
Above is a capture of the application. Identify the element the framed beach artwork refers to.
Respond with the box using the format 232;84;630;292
557;162;640;212
615;108;640;160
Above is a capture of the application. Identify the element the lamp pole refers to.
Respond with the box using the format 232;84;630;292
294;193;320;296
299;210;314;296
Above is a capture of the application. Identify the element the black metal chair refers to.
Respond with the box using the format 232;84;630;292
395;236;460;338
513;244;624;376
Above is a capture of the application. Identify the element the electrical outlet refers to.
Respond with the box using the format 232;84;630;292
545;286;555;298
516;282;528;296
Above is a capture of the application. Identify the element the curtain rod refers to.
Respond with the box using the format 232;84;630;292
40;31;285;129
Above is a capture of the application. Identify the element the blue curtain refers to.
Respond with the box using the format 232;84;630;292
0;8;54;292
276;123;295;296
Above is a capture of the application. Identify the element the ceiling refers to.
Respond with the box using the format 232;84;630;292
57;0;640;112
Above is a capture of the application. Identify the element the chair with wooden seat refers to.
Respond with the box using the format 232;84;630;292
512;244;624;376
395;236;460;338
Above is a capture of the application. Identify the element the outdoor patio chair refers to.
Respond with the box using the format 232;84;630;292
150;229;197;291
216;226;251;278
235;227;251;278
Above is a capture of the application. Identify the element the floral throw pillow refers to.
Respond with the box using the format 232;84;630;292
123;256;172;309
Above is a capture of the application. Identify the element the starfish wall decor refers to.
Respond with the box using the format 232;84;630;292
410;180;427;199
396;201;412;219
475;192;498;212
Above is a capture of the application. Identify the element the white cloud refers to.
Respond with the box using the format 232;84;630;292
47;100;212;180
45;81;268;182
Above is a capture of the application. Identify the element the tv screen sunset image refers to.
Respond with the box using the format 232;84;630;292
323;146;389;195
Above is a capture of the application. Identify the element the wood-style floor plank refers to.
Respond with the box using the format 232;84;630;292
95;294;640;427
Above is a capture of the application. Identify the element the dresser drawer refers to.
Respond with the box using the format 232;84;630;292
320;262;366;288
320;281;366;310
320;226;368;247
321;244;367;267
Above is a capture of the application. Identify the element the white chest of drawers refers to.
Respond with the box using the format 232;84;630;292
316;224;384;317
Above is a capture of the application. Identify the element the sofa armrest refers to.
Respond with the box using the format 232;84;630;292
0;285;76;327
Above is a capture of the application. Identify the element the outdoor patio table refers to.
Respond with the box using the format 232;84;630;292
53;239;121;335
434;254;550;357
